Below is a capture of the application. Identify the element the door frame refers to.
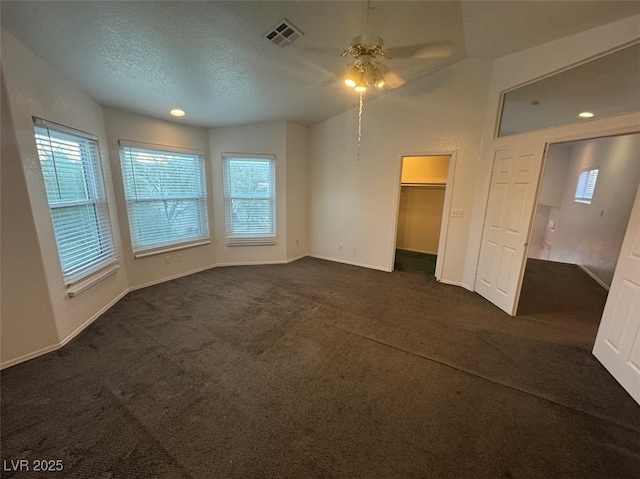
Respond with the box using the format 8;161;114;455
390;151;457;280
472;112;640;315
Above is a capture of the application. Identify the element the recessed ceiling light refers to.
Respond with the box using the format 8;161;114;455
578;111;594;118
170;109;186;117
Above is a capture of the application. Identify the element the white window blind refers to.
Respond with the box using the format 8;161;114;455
34;119;117;284
575;167;599;204
120;143;209;253
222;155;276;246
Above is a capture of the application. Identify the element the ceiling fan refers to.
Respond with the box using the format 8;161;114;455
340;2;452;93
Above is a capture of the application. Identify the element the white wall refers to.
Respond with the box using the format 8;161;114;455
467;14;640;289
209;121;289;265
1;30;129;365
543;135;640;287
310;58;493;281
1;76;59;366
103;108;215;289
285;122;310;261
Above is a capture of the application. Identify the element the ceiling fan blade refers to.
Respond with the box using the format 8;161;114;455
387;40;453;60
321;73;343;88
378;66;405;90
303;45;345;56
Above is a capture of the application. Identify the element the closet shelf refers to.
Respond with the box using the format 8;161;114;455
401;182;446;188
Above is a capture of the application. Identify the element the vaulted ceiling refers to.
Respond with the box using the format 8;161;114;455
2;1;638;128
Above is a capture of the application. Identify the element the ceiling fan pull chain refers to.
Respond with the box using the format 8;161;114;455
357;91;363;164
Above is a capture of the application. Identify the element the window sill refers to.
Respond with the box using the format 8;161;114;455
67;263;120;297
226;238;277;247
134;240;211;259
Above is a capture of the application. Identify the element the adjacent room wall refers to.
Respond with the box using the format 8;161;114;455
401;155;450;184
396;187;446;255
103;108;215;290
1;30;129;365
528;144;572;258
543;134;640;287
310;58;493;282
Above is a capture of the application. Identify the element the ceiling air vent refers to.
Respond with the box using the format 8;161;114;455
264;19;303;48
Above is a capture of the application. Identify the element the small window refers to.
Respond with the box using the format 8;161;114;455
574;167;599;204
33;119;117;284
222;155;276;246
120;143;209;254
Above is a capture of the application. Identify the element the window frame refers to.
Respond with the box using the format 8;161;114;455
574;167;600;204
222;154;277;246
119;141;210;256
33;117;117;285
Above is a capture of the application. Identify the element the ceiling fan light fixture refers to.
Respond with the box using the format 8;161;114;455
362;62;385;88
344;61;384;91
345;64;361;88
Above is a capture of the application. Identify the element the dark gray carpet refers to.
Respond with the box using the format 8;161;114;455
394;249;436;276
1;257;638;478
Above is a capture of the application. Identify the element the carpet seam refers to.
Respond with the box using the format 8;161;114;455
256;292;337;359
103;387;197;479
331;324;640;435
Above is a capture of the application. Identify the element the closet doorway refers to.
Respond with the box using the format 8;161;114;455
394;155;452;278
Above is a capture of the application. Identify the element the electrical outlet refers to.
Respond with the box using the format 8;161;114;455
339;243;343;250
352;246;357;253
164;255;171;265
452;209;464;218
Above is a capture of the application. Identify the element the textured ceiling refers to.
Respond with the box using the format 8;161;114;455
1;1;639;128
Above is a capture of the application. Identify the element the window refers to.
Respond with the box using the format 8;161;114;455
34;119;117;284
222;155;276;246
120;143;209;254
575;167;599;204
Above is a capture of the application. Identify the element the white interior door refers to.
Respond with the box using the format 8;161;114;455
475;143;546;315
593;185;640;404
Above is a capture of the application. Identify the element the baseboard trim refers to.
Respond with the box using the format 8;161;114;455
129;264;218;292
0;288;130;371
0;344;60;370
578;264;610;291
286;254;308;263
59;289;130;348
215;259;295;268
308;254;390;272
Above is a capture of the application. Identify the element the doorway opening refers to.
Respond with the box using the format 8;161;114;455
517;132;640;347
394;155;451;278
